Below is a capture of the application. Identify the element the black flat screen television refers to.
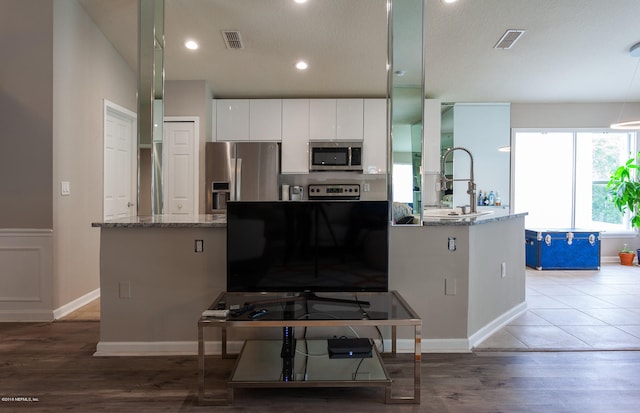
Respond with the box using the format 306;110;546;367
226;200;389;293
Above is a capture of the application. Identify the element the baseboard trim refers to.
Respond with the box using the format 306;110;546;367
421;338;472;353
53;288;100;320
468;301;528;350
0;309;54;322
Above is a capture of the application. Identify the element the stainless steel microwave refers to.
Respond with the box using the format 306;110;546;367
309;141;363;172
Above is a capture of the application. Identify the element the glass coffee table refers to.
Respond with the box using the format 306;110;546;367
198;291;421;405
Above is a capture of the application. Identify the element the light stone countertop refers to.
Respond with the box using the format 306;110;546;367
91;214;226;228
421;207;527;226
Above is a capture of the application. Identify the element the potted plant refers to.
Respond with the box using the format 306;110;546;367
607;152;640;265
619;244;636;266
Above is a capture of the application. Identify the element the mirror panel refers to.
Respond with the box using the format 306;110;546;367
389;0;424;224
138;0;164;215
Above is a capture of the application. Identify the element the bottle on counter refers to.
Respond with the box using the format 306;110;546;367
477;190;483;206
488;190;495;206
495;191;501;206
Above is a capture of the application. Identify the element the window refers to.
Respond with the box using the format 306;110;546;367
514;129;637;231
392;163;414;203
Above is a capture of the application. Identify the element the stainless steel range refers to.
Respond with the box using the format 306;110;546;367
307;184;360;200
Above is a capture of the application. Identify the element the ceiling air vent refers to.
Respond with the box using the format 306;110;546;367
494;29;526;49
221;30;244;49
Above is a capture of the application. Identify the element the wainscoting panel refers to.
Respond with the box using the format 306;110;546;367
0;229;54;321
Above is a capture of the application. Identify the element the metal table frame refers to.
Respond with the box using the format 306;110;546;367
198;290;422;405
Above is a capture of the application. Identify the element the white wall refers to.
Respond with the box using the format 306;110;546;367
52;0;136;311
0;0;53;320
164;80;214;214
452;103;511;208
0;0;53;229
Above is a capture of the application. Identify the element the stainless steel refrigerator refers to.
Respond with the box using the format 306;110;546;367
205;142;280;212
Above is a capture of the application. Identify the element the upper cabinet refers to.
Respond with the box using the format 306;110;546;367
309;99;364;141
216;99;249;141
249;99;282;141
216;99;282;141
213;98;383;174
309;99;336;140
337;99;364;141
363;99;387;174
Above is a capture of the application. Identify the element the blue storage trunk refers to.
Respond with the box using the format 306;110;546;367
525;229;600;270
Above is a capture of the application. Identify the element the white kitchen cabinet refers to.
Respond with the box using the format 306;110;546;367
216;99;249;141
309;99;364;141
363;98;387;174
250;99;282;141
216;99;282;141
281;99;309;174
309;99;336;140
337;99;364;141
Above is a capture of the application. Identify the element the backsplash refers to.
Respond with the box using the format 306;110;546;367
280;173;387;201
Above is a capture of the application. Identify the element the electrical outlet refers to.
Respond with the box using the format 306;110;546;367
119;281;131;299
195;239;204;253
363;183;371;192
448;237;456;251
445;278;456;296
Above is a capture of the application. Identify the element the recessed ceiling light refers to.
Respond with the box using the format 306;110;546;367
442;0;458;4
295;61;308;70
294;0;308;3
185;40;199;50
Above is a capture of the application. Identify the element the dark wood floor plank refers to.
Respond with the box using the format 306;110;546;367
1;321;640;412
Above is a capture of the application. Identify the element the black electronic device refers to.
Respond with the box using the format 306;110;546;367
327;338;372;359
226;200;389;293
281;327;296;381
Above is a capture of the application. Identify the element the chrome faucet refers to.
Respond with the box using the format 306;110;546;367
440;147;477;214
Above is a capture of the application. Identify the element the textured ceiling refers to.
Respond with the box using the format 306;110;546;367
79;0;640;103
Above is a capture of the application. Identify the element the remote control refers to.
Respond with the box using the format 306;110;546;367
202;309;229;318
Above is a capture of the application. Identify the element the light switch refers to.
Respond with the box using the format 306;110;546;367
60;181;71;196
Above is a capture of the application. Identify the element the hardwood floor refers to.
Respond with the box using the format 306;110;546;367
2;320;640;412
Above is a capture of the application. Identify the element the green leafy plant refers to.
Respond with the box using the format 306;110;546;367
620;243;633;254
607;152;640;230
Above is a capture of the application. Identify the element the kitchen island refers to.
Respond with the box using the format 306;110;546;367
93;208;526;355
389;207;528;351
92;215;229;355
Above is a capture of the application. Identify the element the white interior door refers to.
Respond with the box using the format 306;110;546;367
164;119;199;215
104;101;136;220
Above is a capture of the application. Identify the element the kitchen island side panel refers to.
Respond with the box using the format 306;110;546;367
99;227;226;343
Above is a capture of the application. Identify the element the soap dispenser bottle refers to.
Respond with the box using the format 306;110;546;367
488;190;495;206
477;190;483;206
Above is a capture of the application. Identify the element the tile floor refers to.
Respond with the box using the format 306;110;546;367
476;263;640;351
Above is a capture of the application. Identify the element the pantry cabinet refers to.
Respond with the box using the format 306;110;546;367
281;99;310;174
363;99;387;174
